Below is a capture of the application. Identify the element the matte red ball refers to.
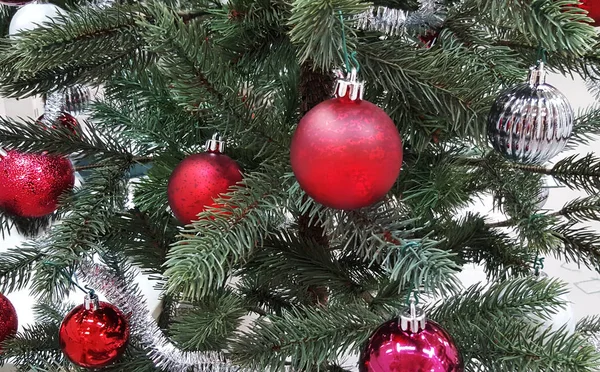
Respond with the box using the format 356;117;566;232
0;293;18;350
167;152;242;224
578;0;600;26
37;112;79;135
59;301;130;368
360;318;463;372
0;150;74;218
290;97;402;210
0;1;33;5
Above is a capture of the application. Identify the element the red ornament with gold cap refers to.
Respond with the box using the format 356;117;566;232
59;291;130;368
360;301;464;372
167;134;243;225
290;68;403;210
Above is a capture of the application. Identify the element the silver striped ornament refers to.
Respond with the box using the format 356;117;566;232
487;62;573;164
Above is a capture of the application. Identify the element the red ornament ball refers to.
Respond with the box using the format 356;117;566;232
360;318;463;372
0;1;33;5
37;112;79;135
0;293;18;349
0;150;74;218
167;152;242;224
290;97;403;210
59;298;130;368
578;0;600;26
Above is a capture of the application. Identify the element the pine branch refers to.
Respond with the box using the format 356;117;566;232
230;304;384;371
29;164;130;302
0;116;147;160
1;323;66;370
288;0;368;71
0;247;44;294
164;169;287;300
577;315;600;337
170;290;246;351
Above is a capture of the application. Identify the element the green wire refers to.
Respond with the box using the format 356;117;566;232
338;11;360;73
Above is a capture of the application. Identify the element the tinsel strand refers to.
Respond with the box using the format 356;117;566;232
354;0;446;35
76;261;252;372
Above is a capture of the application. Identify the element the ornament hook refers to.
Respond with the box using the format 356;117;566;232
334;67;364;101
205;133;226;153
528;61;547;86
399;298;427;333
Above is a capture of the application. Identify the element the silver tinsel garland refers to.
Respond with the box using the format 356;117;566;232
354;0;446;36
76;261;249;372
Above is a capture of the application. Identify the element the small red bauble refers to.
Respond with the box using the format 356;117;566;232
0;1;33;5
0;150;74;218
59;294;130;368
0;293;18;350
167;135;242;224
37;112;79;135
290;71;402;210
360;315;463;372
578;0;600;26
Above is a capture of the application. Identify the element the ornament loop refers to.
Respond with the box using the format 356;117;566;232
400;300;427;333
334;68;364;101
205;133;226;153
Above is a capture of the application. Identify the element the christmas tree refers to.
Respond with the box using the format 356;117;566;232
0;0;600;370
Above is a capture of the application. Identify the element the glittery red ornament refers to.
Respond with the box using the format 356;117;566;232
0;0;33;5
0;293;18;350
360;306;463;372
59;294;129;368
0;150;74;218
37;112;79;135
578;0;600;26
290;70;402;210
167;134;242;224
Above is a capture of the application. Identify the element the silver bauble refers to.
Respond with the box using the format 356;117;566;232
63;85;92;114
487;62;574;164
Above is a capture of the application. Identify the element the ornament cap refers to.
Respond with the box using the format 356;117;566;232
334;68;364;101
84;292;100;311
399;300;427;333
528;62;547;86
205;133;226;153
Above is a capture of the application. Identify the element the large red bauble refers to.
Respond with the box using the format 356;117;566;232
59;301;130;368
0;150;74;218
0;293;18;349
167;152;242;224
290;97;402;210
360;318;463;372
578;0;600;26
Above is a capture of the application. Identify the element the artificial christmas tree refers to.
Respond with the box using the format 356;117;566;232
0;0;600;371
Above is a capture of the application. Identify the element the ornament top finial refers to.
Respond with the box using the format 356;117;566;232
205;133;226;153
527;62;547;86
400;300;427;332
334;68;364;101
84;292;100;311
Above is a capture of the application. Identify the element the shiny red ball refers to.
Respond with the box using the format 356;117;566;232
290;97;402;210
167;152;242;224
0;0;33;5
578;0;600;26
0;293;18;350
37;112;79;135
360;319;463;372
0;150;74;218
59;301;130;368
